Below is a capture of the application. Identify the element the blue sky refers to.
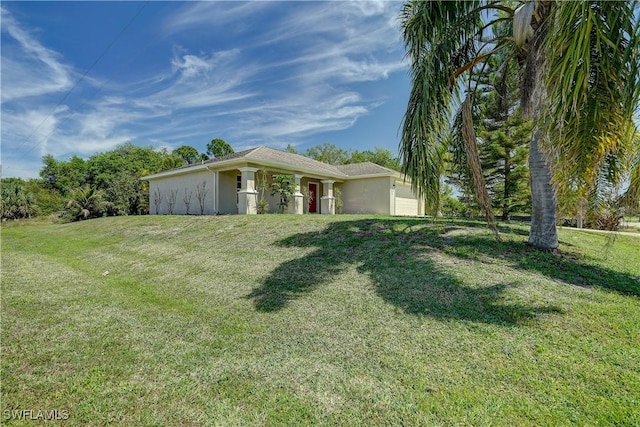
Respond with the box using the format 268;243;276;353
1;1;411;178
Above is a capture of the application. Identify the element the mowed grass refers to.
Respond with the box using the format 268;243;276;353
1;215;639;426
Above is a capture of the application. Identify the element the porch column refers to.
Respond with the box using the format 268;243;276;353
288;174;305;214
320;180;335;215
238;167;259;215
390;179;396;216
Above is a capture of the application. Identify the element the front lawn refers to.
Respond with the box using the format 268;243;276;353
1;215;639;425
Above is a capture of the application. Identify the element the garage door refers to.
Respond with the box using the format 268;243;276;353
395;197;418;216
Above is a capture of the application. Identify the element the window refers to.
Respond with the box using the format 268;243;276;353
236;175;242;204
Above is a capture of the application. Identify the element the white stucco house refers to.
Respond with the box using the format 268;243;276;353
141;146;424;216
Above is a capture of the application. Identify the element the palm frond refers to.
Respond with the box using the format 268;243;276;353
543;1;640;198
513;2;534;48
620;132;640;210
461;96;502;240
624;160;640;210
399;0;486;213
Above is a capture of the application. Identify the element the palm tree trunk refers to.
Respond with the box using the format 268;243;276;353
528;128;558;250
576;197;587;229
523;0;558;251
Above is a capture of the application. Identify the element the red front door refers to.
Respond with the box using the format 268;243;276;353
308;183;318;213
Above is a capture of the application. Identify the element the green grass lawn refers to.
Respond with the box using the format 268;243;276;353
1;215;639;426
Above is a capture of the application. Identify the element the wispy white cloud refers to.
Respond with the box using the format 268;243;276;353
1;1;408;178
0;104;112;178
241;97;371;139
154;1;406;145
299;56;406;84
0;7;73;102
155;48;257;109
172;53;212;79
164;2;272;35
1;107;64;156
257;1;401;52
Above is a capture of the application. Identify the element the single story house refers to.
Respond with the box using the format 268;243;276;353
141;146;424;216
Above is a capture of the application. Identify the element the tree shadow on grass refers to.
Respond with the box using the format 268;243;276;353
248;218;639;324
438;217;532;238
445;235;639;296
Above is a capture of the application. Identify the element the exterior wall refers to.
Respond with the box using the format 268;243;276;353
395;197;418;216
260;187;281;214
218;171;239;214
334;183;344;213
263;194;280;213
341;177;392;215
394;181;423;216
255;173;287;214
149;170;216;215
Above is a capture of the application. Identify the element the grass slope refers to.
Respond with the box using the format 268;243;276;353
1;215;639;426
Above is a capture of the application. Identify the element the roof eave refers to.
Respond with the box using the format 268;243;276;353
141;163;210;180
245;158;347;180
345;171;408;180
141;156;348;181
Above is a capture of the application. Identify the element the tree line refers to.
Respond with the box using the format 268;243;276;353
285;143;402;172
0;139;230;221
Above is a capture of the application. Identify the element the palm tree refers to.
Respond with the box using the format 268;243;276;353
66;184;110;220
0;181;36;219
400;0;640;250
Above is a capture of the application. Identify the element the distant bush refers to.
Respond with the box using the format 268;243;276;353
1;179;36;220
64;185;111;221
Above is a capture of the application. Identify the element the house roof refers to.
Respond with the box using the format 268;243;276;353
335;162;398;176
142;146;401;181
242;146;347;177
